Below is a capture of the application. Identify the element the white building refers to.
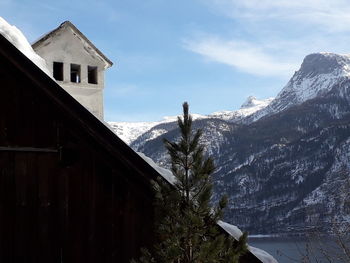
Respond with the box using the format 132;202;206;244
32;21;113;119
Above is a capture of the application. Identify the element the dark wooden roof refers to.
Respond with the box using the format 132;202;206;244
0;33;154;185
32;21;113;68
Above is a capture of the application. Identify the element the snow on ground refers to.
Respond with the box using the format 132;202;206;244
218;221;278;263
0;17;51;76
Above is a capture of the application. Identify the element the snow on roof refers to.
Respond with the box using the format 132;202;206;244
217;220;244;240
248;246;278;263
218;221;278;263
0;17;51;76
137;152;176;184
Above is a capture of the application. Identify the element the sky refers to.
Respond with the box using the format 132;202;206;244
2;0;350;122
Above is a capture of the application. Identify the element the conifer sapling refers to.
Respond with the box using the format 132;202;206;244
133;102;247;263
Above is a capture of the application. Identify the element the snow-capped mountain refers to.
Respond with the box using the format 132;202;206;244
245;52;350;123
210;96;274;122
109;121;161;145
109;97;273;144
108;114;207;144
124;52;350;234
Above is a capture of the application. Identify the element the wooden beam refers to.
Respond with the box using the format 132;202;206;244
0;147;58;153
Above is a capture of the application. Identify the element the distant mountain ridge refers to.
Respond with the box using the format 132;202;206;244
109;52;350;234
111;52;350;145
210;96;274;123
108;97;273;144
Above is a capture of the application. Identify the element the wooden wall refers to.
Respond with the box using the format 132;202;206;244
0;52;154;263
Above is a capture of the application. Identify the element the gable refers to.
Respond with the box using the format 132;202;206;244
33;22;112;70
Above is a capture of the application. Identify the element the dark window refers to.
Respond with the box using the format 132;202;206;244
70;64;81;83
53;62;63;81
88;66;98;84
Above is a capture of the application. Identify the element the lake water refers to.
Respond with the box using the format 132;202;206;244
249;237;347;263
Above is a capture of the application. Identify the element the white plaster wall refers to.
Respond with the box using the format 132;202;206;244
33;25;108;119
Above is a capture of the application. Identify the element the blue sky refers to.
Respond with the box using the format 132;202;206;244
2;0;350;121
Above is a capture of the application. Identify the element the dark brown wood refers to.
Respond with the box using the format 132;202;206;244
0;34;158;263
0;146;58;152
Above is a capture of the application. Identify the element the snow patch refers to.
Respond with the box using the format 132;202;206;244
146;129;168;142
303;187;326;205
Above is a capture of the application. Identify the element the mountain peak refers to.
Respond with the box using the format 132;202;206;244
240;96;258;108
245;52;350;124
298;52;350;79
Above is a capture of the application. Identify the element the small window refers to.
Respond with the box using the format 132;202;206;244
53;62;63;81
70;64;81;83
88;66;98;84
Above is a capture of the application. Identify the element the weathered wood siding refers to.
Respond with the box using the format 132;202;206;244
0;50;154;263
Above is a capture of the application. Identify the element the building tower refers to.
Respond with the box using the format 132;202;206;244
32;21;113;119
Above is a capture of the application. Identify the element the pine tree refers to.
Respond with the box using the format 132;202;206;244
133;102;247;263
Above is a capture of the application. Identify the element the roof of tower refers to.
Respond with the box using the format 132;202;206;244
32;21;113;68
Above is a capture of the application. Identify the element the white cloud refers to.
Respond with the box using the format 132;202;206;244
208;0;350;33
184;37;298;77
185;0;350;78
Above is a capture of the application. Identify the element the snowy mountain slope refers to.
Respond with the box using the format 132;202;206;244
128;52;350;234
211;96;273;122
109;114;206;144
128;97;273;160
245;53;350;123
113;53;350;146
132;118;236;168
139;80;350;234
109;97;273;145
218;85;350;234
109;121;160;145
